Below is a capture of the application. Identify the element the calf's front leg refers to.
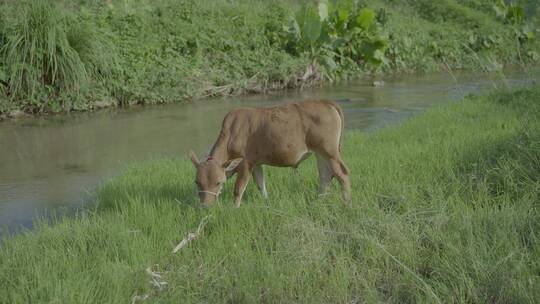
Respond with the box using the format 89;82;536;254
233;162;252;207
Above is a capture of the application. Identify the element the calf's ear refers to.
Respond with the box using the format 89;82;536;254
224;158;243;172
189;150;200;167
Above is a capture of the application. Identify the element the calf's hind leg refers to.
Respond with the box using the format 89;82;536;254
316;154;333;196
252;165;268;199
316;152;351;204
330;157;351;203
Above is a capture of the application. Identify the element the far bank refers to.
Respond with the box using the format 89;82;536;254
0;0;538;117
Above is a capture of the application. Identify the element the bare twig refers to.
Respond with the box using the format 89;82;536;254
172;215;210;253
172;233;198;253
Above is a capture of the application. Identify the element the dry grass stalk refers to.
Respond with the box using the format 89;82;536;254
172;215;210;253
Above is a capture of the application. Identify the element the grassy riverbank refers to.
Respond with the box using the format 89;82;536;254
0;0;539;115
1;86;539;303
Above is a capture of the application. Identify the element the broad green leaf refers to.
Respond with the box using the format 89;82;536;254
356;8;375;30
327;0;336;18
318;0;329;21
360;39;388;65
335;0;353;23
319;22;332;44
296;5;322;45
493;0;507;18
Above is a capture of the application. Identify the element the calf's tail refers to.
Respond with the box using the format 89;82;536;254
328;101;349;175
328;101;345;152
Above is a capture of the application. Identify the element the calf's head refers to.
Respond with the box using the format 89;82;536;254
190;150;242;206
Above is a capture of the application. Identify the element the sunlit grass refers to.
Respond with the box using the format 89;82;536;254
1;86;539;303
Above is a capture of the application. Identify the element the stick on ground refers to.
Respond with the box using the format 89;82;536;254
172;215;210;253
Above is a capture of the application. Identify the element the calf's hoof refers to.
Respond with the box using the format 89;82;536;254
342;193;352;205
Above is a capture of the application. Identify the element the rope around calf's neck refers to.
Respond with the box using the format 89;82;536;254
198;190;220;197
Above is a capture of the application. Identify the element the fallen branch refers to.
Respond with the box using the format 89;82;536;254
172;215;210;253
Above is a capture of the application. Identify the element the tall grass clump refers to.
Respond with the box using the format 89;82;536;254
0;11;7;103
4;0;85;101
2;0;116;112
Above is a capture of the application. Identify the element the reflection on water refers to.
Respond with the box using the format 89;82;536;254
0;68;538;237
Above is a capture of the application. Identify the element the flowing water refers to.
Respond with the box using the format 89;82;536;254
0;68;538;237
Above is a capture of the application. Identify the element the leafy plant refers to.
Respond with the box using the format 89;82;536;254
492;0;537;58
285;0;388;80
493;0;524;25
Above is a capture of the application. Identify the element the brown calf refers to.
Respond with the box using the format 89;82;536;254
190;100;351;207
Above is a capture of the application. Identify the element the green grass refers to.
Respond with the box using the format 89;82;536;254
1;86;539;303
0;0;538;115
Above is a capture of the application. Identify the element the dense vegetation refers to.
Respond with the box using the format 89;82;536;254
1;85;539;303
0;0;538;115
